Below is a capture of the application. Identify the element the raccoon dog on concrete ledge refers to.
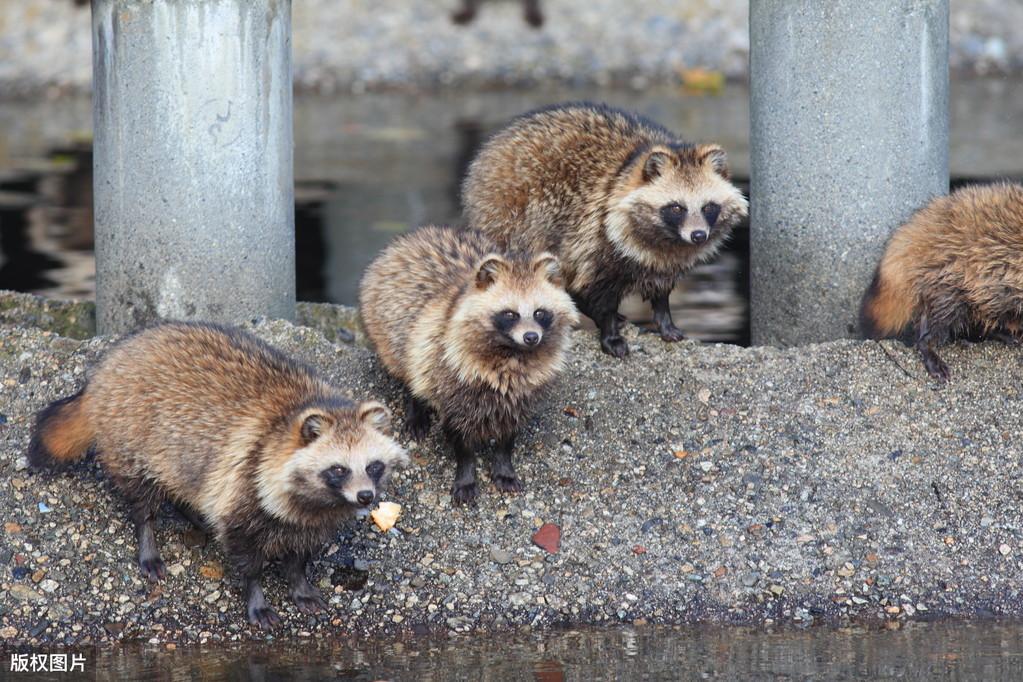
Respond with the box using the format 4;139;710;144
861;182;1023;382
463;102;747;357
360;226;579;505
29;322;407;629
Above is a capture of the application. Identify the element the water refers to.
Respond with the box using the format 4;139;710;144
8;622;1023;680
1;86;757;342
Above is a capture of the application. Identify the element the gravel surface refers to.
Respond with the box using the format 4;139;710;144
3;291;1023;647
2;0;1022;95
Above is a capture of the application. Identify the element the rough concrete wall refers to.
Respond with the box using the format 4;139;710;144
1;0;1020;94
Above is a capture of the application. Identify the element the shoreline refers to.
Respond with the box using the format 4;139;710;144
3;291;1023;646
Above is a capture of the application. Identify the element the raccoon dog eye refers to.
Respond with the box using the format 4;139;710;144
501;310;520;321
533;309;553;326
669;203;686;215
366;460;386;480
701;202;722;225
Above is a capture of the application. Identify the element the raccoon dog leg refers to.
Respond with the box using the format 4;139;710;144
451;0;478;24
172;501;209;532
119;476;166;581
915;312;950;382
444;424;478;505
227;535;280;629
490;433;523;493
523;0;544;27
650;288;686;342
576;289;629;358
405;391;433;442
283;551;328;615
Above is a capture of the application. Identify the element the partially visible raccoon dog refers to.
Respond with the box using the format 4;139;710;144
861;182;1023;381
463;102;748;358
359;226;579;505
28;323;407;629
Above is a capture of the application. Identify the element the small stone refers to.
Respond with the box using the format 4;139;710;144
392;614;404;623
795;534;814;545
39;579;58;594
490;547;512;565
885;605;901;615
836;563;855;577
532;523;560;554
698;461;713;473
632;545;647;555
37;502;52;513
103;622;125;635
769;585;784;596
713;566;727;578
353;559;370;572
0;626;16;639
199;562;224;580
10;584;43;602
168;563;186;577
999;544;1011;556
4;522;22;535
205;590;221;604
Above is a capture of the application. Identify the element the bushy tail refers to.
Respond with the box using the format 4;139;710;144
859;264;915;340
28;389;94;469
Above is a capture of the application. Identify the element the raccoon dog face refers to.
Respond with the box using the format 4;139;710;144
453;252;580;357
606;144;748;258
263;401;408;519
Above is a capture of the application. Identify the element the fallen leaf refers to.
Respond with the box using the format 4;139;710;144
532;523;561;554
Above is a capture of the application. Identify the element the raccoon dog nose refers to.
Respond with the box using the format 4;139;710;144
690;230;708;244
356;490;375;506
523;331;540;346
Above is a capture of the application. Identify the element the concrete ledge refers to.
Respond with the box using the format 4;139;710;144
2;292;1023;645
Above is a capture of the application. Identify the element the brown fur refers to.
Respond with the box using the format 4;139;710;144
29;322;407;627
860;182;1023;380
462;102;748;356
359;226;579;503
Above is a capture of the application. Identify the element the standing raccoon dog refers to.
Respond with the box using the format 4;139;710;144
861;183;1023;381
28;323;407;628
463;102;748;357
359;226;579;505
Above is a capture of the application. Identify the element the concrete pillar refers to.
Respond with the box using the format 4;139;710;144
92;0;295;334
749;0;949;346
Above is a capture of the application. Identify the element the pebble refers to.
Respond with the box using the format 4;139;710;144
490;548;512;565
1000;544;1011;556
532;524;560;554
9;584;43;602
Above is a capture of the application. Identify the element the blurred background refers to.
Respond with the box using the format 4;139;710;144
0;0;1021;345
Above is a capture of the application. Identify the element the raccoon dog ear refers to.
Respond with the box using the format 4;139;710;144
531;252;562;285
299;412;330;445
357;401;392;432
697;144;730;179
475;254;508;289
642;150;671;182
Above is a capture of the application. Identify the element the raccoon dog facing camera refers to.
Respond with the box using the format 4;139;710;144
359;226;579;505
463;102;748;357
29;322;407;628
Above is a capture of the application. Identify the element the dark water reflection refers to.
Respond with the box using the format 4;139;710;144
13;622;1023;681
1;79;1022;344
